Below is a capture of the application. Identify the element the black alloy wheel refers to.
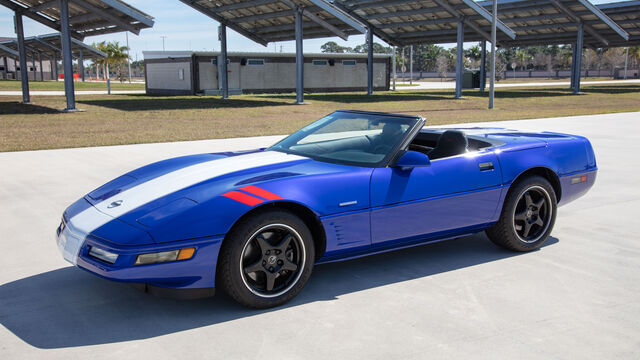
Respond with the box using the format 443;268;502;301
240;224;304;297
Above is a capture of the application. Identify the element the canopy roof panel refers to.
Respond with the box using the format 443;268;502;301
475;0;629;47
179;0;367;46
0;42;19;58
598;1;640;46
0;33;106;59
0;0;154;39
332;0;516;46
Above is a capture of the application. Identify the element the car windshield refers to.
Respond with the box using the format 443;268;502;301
269;111;420;167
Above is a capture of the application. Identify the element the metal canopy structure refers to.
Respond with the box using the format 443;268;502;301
0;0;154;38
0;34;107;59
474;0;629;94
598;1;640;47
332;0;517;46
180;0;367;103
332;0;517;98
0;33;107;81
476;0;629;47
1;0;154;110
179;0;366;45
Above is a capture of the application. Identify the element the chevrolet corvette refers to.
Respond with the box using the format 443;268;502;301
57;110;597;308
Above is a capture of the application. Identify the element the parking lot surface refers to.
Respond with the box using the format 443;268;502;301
0;112;638;359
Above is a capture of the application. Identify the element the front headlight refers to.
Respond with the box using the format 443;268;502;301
89;246;119;264
134;247;195;265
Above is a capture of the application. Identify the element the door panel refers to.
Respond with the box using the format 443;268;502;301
370;151;502;244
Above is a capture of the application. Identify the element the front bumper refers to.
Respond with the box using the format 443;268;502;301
56;218;224;290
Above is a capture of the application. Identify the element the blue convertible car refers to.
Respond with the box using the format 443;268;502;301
57;110;597;308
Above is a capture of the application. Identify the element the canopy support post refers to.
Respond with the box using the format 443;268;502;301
455;20;464;99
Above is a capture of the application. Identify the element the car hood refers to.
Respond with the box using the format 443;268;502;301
80;149;313;244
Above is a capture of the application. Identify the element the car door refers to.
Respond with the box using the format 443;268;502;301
370;150;503;244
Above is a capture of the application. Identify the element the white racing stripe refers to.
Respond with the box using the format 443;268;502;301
66;151;305;243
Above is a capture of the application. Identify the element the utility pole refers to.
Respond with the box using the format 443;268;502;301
126;31;132;83
161;36;167;51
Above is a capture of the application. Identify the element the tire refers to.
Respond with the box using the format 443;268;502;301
217;210;315;308
486;175;557;252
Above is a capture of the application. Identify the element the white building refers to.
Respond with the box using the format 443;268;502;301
143;51;391;96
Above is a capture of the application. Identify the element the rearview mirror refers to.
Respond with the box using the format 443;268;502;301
394;150;431;169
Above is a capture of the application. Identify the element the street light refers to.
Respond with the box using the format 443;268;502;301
161;36;167;51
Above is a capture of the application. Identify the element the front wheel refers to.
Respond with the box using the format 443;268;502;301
486;176;557;252
217;210;315;308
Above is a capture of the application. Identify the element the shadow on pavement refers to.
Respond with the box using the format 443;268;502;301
0;233;558;349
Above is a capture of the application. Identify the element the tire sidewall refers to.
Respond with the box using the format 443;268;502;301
219;210;315;308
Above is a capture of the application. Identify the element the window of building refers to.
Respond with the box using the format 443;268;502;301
342;60;357;66
312;59;328;66
211;58;230;65
247;59;265;66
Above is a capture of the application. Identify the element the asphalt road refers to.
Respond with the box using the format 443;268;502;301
0;112;638;359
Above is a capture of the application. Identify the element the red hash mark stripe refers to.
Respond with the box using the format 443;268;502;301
221;191;265;206
239;185;283;201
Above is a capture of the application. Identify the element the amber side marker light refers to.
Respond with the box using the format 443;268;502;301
134;247;196;265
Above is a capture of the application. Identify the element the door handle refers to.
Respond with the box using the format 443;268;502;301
479;162;494;171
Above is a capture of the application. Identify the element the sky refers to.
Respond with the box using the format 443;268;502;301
0;0;628;61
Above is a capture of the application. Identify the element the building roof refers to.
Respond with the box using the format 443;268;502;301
143;50;391;60
0;33;106;59
179;0;368;46
0;0;154;39
332;0;517;46
475;0;629;47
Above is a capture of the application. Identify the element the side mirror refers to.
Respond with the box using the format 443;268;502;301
394;150;431;170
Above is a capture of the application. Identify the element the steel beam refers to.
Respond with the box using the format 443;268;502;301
14;12;29;103
549;0;608;46
2;56;7;80
489;0;497;109
28;0;58;13
0;0;84;40
178;0;269;46
219;25;229;99
280;0;348;40
307;0;367;34
31;52;36;81
79;50;84;82
392;46;396;91
52;51;58;80
455;21;464;99
574;23;584;95
69;0;140;35
295;7;305;104
480;40;486;91
38;52;43;81
409;45;413;85
570;43;577;89
60;0;76;111
367;28;373;95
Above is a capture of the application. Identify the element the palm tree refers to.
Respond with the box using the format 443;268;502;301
91;41;129;81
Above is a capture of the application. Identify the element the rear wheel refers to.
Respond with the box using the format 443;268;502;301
486;176;557;252
218;210;314;308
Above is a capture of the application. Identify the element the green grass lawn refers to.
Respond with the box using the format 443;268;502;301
0;79;145;91
1;83;638;152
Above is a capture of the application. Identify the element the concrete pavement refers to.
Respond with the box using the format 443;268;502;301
0;112;639;359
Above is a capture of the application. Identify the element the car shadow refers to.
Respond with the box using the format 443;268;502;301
0;233;558;349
